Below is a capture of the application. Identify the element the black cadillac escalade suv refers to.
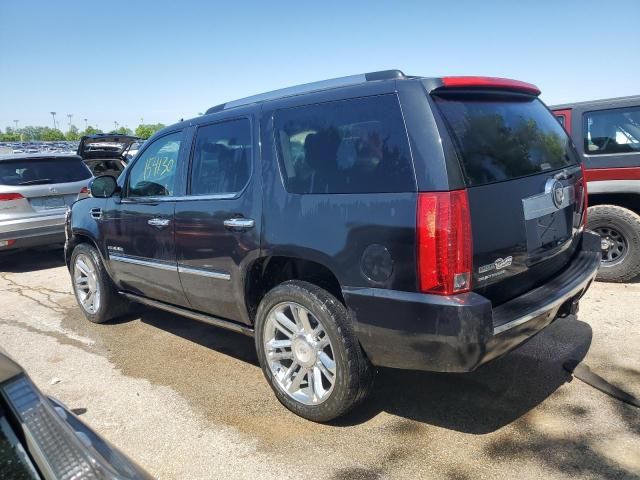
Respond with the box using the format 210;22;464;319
65;70;600;421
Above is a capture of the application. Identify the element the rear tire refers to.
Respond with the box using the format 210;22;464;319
70;243;130;323
255;280;374;422
588;204;640;282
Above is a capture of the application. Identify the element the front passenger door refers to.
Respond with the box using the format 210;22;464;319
101;130;189;307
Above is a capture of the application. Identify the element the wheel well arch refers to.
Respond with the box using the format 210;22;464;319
65;233;101;268
588;193;640;214
244;256;344;323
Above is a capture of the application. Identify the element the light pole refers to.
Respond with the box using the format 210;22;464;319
50;112;57;130
114;121;118;131
84;118;88;130
67;114;73;130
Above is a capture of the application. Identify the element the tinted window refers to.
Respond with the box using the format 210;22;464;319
127;132;181;197
274;94;414;194
189;119;251;195
584;107;640;155
555;114;565;127
0;157;91;186
434;93;576;186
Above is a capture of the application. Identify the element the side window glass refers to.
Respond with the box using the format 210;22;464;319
274;94;414;194
126;132;182;197
585;107;640;155
555;114;565;127
189;119;252;195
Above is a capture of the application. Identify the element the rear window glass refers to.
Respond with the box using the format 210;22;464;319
274;94;414;194
434;94;576;186
0;157;91;186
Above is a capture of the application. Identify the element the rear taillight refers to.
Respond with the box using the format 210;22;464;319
417;190;473;295
0;193;24;201
79;187;89;194
579;163;588;227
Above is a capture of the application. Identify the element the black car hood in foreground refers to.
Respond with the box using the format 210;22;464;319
0;348;152;479
0;347;23;383
77;134;140;160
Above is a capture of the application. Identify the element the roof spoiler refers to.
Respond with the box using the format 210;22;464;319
432;76;541;96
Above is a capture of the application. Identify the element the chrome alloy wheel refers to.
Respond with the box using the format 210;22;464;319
263;302;336;405
73;254;101;314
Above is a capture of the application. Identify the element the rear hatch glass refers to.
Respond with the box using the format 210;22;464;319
0;157;92;214
0;157;91;186
434;93;575;186
433;92;583;305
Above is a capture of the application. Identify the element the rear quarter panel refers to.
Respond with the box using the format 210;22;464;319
259;91;418;291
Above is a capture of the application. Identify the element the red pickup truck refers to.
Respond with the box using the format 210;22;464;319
551;96;640;282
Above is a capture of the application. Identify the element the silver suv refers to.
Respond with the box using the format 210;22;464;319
0;153;91;252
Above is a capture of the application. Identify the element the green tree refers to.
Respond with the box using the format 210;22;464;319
109;126;133;136
135;123;165;139
79;126;103;136
0;127;20;141
66;125;80;141
40;127;65;141
21;126;45;141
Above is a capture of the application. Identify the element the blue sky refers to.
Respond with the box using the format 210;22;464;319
1;0;638;132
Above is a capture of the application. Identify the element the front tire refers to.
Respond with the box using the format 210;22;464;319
255;280;374;422
70;243;129;323
588;204;640;282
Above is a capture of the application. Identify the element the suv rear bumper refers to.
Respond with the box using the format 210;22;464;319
343;231;601;373
0;213;67;250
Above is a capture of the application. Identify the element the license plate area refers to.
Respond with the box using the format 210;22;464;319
45;196;66;209
522;183;575;263
30;195;66;210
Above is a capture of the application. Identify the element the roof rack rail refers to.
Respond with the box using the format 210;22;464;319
205;69;406;114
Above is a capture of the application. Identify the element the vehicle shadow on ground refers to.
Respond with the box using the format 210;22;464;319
0;247;66;273
134;307;260;366
131;304;592;435
336;316;593;433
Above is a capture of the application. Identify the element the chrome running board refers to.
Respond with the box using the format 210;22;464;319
119;292;254;337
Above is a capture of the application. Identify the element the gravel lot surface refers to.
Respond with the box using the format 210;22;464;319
0;248;638;480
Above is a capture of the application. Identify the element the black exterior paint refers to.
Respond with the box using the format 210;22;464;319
66;73;599;373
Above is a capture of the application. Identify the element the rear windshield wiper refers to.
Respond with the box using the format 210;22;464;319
18;179;52;185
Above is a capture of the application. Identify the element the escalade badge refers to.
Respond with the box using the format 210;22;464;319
478;256;513;274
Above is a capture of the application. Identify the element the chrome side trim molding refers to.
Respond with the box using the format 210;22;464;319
119;292;253;336
109;254;177;272
177;265;231;280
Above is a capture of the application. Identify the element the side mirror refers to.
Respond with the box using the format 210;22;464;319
90;175;119;198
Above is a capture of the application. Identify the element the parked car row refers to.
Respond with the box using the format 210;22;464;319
0;141;79;155
65;70;600;422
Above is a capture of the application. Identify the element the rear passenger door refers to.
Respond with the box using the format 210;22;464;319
174;117;261;324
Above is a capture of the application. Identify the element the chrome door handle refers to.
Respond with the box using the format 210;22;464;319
224;218;255;230
148;218;170;228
